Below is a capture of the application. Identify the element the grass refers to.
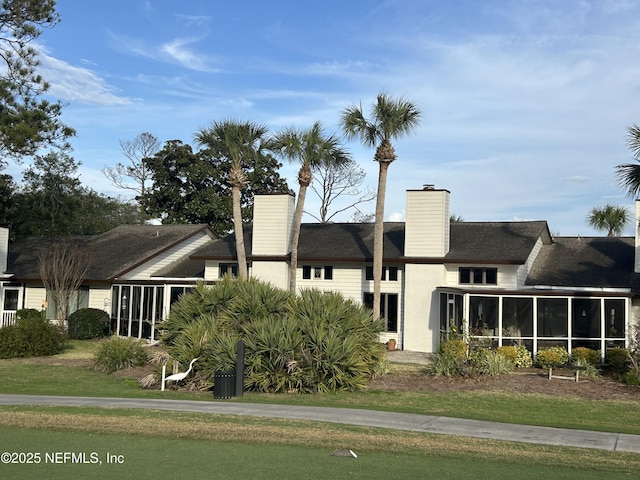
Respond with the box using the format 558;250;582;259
1;340;640;478
1;408;639;478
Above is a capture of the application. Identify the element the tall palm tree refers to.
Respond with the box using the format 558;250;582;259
273;122;350;292
616;124;640;198
587;204;629;237
340;92;421;319
195;119;270;279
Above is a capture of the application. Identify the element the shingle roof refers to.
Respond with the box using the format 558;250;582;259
526;236;639;289
446;221;551;263
192;220;549;264
7;224;215;281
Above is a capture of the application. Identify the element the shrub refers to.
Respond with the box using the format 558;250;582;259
622;366;640;386
68;308;111;339
93;337;148;374
427;351;464;377
514;345;533;368
161;278;385;393
606;348;631;375
571;347;601;366
0;317;67;358
496;346;518;365
572;357;600;377
472;349;514;376
536;346;569;368
15;308;46;322
439;339;467;361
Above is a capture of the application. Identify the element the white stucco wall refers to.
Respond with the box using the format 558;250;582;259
403;263;447;353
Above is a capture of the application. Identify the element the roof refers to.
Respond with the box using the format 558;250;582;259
7;224;216;281
526;236;640;290
446;221;551;263
192;220;550;264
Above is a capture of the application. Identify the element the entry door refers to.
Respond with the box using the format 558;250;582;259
2;288;19;327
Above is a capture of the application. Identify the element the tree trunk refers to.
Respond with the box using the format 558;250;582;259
289;179;308;292
232;184;248;279
373;160;390;320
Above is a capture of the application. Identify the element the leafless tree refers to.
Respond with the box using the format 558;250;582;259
102;132;160;199
38;239;93;322
308;159;376;223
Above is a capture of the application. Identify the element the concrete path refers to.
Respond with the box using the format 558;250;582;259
1;394;639;454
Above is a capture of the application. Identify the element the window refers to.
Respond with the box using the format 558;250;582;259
219;263;238;278
3;290;18;311
302;265;333;280
363;293;398;332
365;265;399;281
459;267;497;285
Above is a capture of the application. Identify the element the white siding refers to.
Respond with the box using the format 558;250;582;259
252;194;294;256
120;231;212;280
252;261;289;290
0;227;8;273
405;189;450;257
88;286;112;311
296;263;366;301
23;284;46;310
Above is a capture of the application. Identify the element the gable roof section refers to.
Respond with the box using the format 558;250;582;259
8;224;216;282
446;221;551;264
526;236;639;290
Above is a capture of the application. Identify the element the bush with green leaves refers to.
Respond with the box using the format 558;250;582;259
160;278;385;393
439;339;467;361
571;346;601;366
471;348;514;376
535;346;569;368
93;336;148;374
68;308;110;339
606;348;631;375
571;357;600;378
427;351;464;377
622;365;640;386
0;316;67;358
496;346;518;365
513;345;533;368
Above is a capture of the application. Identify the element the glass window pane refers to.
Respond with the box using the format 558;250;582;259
572;298;601;338
469;296;498;335
605;299;625;338
324;266;333;280
537;298;568;337
459;268;470;284
388;266;398;281
473;269;483;284
302;266;311;279
485;268;497;285
365;266;373;281
502;297;533;337
386;294;398;332
3;290;18;311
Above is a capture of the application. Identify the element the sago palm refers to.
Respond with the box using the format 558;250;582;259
272;122;350;291
195;120;270;279
340;92;421;318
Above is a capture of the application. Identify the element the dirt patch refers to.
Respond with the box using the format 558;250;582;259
369;367;640;401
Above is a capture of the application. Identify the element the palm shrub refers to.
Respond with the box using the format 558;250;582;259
427;351;464;377
68;308;110;339
93;337;148;374
161;279;385;393
536;346;569;368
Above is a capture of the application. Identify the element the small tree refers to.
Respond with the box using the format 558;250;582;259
587;204;629;236
38;239;93;322
308;158;375;223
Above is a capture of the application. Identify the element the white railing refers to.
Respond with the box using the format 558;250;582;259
1;311;16;328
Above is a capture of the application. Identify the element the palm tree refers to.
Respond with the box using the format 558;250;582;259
273;122;351;292
616;124;640;198
340;92;421;318
587;204;629;237
195;120;270;279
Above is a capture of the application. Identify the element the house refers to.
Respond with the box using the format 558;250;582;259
1;224;218;339
1;186;638;358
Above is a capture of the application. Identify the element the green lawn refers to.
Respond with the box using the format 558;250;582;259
1;340;640;478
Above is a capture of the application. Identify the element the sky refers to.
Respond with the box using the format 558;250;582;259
9;0;640;235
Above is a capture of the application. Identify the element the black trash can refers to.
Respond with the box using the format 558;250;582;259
213;370;236;399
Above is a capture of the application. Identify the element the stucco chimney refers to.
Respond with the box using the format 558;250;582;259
405;187;450;257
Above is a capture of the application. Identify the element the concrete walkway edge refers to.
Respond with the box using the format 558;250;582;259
0;394;639;454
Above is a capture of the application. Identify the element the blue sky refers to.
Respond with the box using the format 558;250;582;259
10;0;640;235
